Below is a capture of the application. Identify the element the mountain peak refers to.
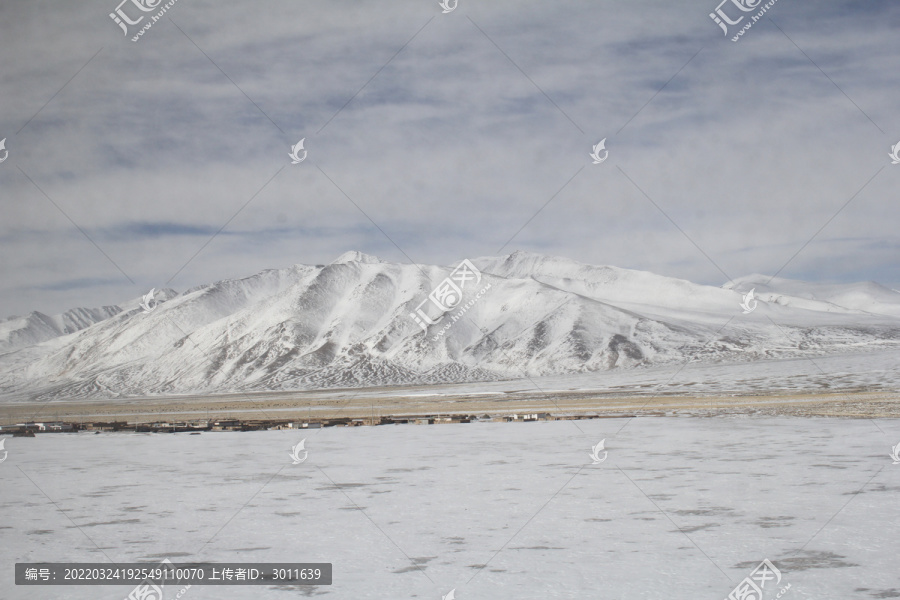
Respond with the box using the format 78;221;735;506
331;251;385;265
3;252;899;399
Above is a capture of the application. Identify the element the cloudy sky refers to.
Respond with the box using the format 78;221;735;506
1;0;898;317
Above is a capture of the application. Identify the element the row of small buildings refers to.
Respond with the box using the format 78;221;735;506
0;421;75;433
0;412;611;435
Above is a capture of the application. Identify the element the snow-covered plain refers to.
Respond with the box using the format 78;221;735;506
329;348;900;402
2;417;899;599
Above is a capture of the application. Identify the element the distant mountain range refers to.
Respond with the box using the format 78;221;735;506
1;251;898;401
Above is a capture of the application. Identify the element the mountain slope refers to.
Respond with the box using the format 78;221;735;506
0;306;123;353
724;275;900;318
1;252;898;401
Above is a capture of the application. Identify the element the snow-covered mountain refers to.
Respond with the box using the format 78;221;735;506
0;306;125;352
0;289;179;353
1;251;898;401
723;275;900;318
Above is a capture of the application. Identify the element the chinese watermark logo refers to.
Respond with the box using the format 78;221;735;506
439;0;457;14
710;0;779;42
126;579;164;600
740;288;758;314
0;438;7;464
140;289;158;313
442;589;456;600
590;138;608;164
110;0;180;42
890;442;900;465
110;0;161;35
589;439;607;464
0;138;8;164
890;141;900;165
290;439;308;464
410;259;491;338
709;0;760;34
725;559;788;600
289;139;307;164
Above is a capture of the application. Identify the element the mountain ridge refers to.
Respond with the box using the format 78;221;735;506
1;251;898;401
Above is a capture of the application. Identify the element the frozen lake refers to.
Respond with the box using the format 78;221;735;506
1;416;899;599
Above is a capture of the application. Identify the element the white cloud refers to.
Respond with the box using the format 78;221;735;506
0;0;898;316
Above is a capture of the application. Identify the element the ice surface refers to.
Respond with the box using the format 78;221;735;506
1;417;898;599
